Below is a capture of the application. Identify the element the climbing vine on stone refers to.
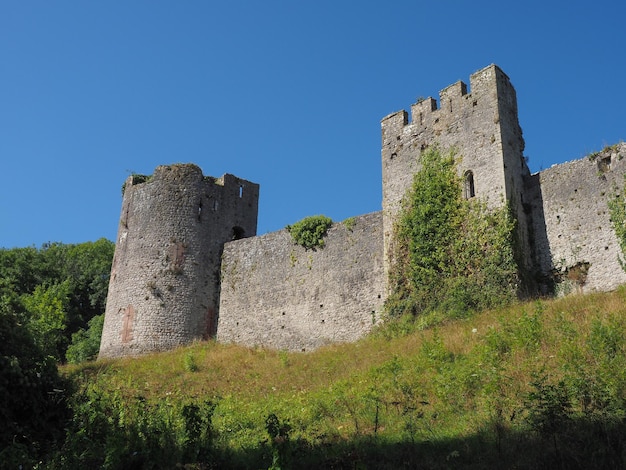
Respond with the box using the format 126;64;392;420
608;181;626;271
386;147;519;319
286;215;333;250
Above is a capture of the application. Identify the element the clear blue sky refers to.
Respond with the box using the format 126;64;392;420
1;1;624;248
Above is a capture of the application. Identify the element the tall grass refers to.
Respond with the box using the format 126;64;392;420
54;288;626;469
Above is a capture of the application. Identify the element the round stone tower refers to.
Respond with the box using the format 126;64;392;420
98;164;259;358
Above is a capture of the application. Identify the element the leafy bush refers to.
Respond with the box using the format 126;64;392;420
265;413;292;469
386;147;519;319
183;351;199;372
286;215;333;249
343;216;356;232
121;173;152;194
49;387;219;468
66;314;104;364
525;374;572;438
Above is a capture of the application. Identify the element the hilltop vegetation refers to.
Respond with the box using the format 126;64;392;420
3;262;626;468
49;289;626;469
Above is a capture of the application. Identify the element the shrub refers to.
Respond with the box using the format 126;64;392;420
524;374;572;439
343;216;357;232
50;388;219;468
286;215;333;250
183;351;199;372
121;173;152;194
265;413;292;469
66;314;104;364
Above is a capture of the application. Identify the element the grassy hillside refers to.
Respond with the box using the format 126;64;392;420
60;289;626;469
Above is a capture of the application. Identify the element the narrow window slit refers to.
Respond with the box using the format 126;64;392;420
464;170;475;199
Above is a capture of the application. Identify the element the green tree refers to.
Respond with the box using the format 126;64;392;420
39;239;114;333
0;246;50;316
0;239;114;362
0;304;68;467
21;280;71;359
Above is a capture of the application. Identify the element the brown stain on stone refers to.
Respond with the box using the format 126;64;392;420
121;305;135;343
169;242;186;273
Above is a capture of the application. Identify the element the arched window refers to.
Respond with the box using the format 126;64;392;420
464;171;475;199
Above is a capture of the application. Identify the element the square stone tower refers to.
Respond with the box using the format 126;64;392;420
381;64;532;287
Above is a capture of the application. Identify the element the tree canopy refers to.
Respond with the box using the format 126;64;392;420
0;238;114;362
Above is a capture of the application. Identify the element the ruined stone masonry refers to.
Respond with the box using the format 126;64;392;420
99;166;259;358
99;64;626;358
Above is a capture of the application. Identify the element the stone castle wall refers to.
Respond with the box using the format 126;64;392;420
217;212;384;351
99;65;626;359
526;143;626;294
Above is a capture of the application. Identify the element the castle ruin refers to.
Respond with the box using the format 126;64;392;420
99;64;626;358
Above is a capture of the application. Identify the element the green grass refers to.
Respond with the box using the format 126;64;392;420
60;289;626;469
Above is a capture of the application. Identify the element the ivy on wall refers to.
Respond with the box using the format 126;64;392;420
386;147;519;319
608;179;626;271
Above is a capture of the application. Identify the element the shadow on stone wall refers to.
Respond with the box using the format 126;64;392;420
523;173;553;296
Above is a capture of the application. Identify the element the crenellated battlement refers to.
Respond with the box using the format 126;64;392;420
410;97;437;125
382;65;511;138
215;173;259;203
123;165;259;213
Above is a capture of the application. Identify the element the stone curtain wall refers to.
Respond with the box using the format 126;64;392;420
217;212;384;351
527;143;626;293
